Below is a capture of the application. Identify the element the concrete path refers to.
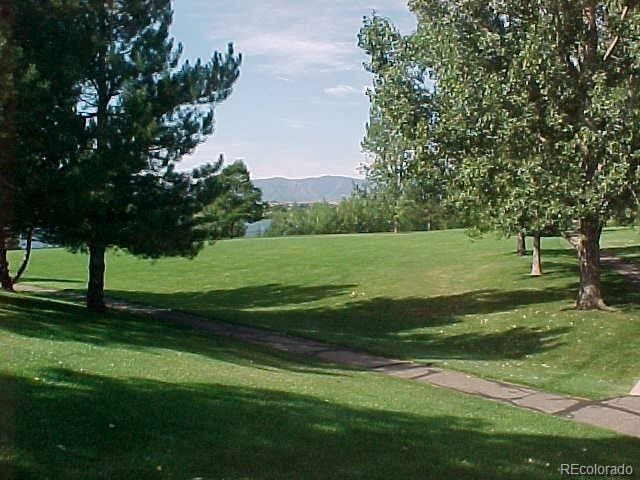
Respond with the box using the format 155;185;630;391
13;283;640;438
600;249;640;397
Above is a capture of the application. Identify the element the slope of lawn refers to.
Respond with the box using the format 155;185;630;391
1;292;639;479
9;228;640;399
602;226;640;260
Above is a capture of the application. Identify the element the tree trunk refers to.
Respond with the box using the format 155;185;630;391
516;231;526;256
12;228;32;284
575;219;606;310
530;234;542;276
0;228;13;291
393;216;399;234
87;243;107;312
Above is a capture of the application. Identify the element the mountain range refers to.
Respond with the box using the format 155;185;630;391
252;175;365;204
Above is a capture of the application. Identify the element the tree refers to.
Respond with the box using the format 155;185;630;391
359;15;445;234
0;2;75;295
516;232;526;256
43;0;241;311
409;0;640;308
200;159;264;238
0;2;17;290
0;0;89;291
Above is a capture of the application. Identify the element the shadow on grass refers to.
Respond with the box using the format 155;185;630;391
0;294;344;377
1;280;576;362
135;282;360;309
605;245;640;260
8;243;640;365
102;286;576;361
19;277;82;284
531;244;640;306
1;370;639;480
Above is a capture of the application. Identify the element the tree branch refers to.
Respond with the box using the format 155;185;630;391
603;5;631;62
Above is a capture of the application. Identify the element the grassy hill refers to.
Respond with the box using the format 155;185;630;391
8;228;640;399
2;292;639;479
253;175;365;203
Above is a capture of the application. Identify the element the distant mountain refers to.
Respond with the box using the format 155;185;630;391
253;175;365;203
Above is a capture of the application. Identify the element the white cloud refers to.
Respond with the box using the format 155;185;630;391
286;120;305;130
180;0;416;77
242;33;354;75
324;84;359;97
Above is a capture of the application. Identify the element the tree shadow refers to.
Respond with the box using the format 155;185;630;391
1;370;638;480
604;245;640;260
100;285;577;361
0;294;345;377
113;282;359;310
400;326;570;360
538;248;578;258
536;245;640;306
18;276;81;283
2;283;574;363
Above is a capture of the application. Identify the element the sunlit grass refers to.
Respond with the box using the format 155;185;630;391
9;228;640;399
1;292;639;479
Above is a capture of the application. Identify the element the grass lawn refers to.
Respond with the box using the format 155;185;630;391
8;228;640;399
601;226;640;260
1;292;639;479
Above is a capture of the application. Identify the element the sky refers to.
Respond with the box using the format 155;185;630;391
170;0;416;179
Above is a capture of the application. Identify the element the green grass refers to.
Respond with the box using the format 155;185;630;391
1;292;639;479
601;226;640;261
9;228;640;399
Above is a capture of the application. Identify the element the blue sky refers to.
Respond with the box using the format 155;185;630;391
170;0;416;179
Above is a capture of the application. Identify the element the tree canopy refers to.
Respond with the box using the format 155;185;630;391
361;1;640;309
2;0;243;311
200;159;264;239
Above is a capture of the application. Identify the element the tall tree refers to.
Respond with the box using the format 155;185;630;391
409;0;640;309
359;15;444;233
44;0;241;311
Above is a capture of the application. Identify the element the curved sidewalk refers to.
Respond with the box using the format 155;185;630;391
15;283;640;439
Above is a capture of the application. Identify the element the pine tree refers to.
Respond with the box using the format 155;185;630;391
43;0;242;311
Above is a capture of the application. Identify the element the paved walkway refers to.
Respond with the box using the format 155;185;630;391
14;282;640;438
600;249;640;397
601;249;640;286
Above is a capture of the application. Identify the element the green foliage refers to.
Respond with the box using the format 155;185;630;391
0;0;88;289
43;0;242;259
199;158;264;238
267;203;346;236
407;0;640;231
265;186;466;237
361;2;640;306
359;15;448;233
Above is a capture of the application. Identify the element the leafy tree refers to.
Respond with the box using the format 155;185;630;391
200;158;264;238
266;203;338;236
43;0;241;311
264;187;458;237
409;0;640;308
359;15;445;234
